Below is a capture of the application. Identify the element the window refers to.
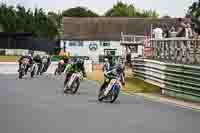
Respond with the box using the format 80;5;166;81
100;41;110;47
103;42;110;47
63;42;66;48
68;41;83;47
104;49;116;56
109;51;116;56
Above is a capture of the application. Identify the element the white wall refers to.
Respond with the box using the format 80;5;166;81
60;40;123;63
1;49;47;56
131;45;143;58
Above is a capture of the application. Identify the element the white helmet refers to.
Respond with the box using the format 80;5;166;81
21;53;26;56
104;58;108;62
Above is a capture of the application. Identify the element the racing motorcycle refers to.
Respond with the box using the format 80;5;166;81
98;74;124;103
18;58;30;79
41;57;48;74
64;72;82;94
30;62;40;78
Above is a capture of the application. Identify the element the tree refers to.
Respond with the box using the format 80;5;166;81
105;1;159;18
48;11;63;39
62;7;99;17
105;2;137;17
188;0;200;17
187;0;200;32
0;4;17;32
0;4;59;40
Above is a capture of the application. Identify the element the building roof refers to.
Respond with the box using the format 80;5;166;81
62;17;177;41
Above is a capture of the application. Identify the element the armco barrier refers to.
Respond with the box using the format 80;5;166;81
133;59;200;102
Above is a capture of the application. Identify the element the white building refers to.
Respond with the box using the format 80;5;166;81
60;40;123;63
61;17;176;63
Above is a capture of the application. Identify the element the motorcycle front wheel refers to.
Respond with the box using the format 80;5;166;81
54;68;58;76
110;87;120;103
98;88;105;102
70;78;80;94
31;66;35;78
19;71;23;79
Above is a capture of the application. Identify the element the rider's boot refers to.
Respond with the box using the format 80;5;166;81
18;64;21;72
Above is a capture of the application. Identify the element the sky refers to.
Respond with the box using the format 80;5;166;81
1;0;197;17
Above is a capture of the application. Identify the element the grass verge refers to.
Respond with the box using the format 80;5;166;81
87;70;160;93
0;56;18;62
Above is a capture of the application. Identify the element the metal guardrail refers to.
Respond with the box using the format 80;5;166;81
149;38;200;65
120;33;145;44
133;59;200;102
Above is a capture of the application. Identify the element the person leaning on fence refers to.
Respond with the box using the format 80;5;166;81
186;23;193;38
153;25;163;39
176;18;187;37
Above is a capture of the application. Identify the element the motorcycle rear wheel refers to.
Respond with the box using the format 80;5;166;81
110;87;120;103
31;66;35;78
19;71;23;79
98;89;105;102
54;68;58;76
70;78;80;94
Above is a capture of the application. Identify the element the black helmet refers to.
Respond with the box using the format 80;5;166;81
116;64;124;74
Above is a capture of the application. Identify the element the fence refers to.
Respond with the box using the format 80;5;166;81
0;32;57;53
120;33;145;44
149;38;200;65
132;38;200;102
133;59;200;102
0;49;47;56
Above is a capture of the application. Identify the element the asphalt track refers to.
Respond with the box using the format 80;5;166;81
0;74;199;133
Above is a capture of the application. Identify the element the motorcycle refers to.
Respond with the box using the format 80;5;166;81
64;72;82;94
18;58;29;79
30;62;40;78
98;74;124;103
41;58;48;74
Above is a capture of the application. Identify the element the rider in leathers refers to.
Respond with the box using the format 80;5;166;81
64;59;87;87
100;64;125;93
18;54;33;73
33;54;43;75
57;55;69;73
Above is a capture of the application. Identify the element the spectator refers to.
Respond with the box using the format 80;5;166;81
176;18;187;37
169;26;177;37
153;25;163;39
163;24;170;38
186;23;193;38
193;31;199;39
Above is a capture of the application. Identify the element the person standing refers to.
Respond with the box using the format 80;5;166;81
103;58;110;73
176;18;187;37
153;25;163;39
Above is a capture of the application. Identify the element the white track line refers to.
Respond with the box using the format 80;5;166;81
121;91;200;112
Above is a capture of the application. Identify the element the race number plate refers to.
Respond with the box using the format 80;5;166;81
67;73;76;88
104;79;116;96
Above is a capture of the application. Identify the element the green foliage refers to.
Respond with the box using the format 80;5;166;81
105;1;159;18
0;4;59;40
0;2;159;40
188;0;200;17
51;55;62;61
187;0;200;32
62;7;99;17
